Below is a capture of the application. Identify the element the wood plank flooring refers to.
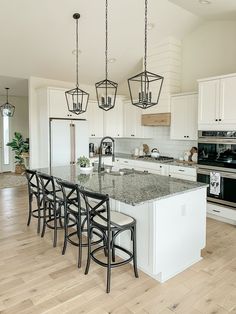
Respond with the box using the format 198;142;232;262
0;186;235;314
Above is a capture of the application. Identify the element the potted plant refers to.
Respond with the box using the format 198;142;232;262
7;132;29;174
77;156;93;174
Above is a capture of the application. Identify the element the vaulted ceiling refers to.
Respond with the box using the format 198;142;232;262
0;0;200;92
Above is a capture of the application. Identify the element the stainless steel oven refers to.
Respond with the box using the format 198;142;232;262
197;131;236;208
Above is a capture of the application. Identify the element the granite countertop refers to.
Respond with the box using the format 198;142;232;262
115;153;197;168
38;165;207;206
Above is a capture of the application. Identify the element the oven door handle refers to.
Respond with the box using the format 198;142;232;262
197;168;236;179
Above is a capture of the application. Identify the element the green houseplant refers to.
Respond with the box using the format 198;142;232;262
77;156;93;174
7;132;29;174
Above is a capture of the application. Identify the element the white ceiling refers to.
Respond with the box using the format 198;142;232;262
168;0;236;20
0;76;28;97
0;0;200;88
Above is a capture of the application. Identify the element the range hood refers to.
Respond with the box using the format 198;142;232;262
141;113;171;126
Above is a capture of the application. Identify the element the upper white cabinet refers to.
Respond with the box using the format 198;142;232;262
123;101;154;138
87;101;103;138
198;73;236;130
103;96;124;138
47;87;87;119
170;93;198;141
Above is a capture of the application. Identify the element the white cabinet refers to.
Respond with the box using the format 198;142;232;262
87;101;103;138
170;93;198;140
103;96;124;138
169;165;196;182
47;87;87;119
123;101;153;138
198;73;236;130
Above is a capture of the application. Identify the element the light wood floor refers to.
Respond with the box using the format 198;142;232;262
0;186;235;314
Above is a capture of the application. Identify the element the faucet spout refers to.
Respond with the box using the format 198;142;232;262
98;136;115;173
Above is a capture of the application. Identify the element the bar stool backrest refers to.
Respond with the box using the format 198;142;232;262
79;188;110;231
25;169;40;195
37;172;56;202
56;178;81;212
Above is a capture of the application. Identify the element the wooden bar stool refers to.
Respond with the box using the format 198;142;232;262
80;188;139;293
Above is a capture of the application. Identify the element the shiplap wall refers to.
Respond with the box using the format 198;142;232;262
144;37;182;114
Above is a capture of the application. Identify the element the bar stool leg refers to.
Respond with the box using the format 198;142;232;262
41;200;47;238
53;203;57;247
132;225;139;278
62;213;68;255
85;223;92;275
106;232;111;293
27;193;33;226
112;231;116;262
36;195;41;234
77;217;82;268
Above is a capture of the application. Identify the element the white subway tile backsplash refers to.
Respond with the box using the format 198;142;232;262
114;126;197;159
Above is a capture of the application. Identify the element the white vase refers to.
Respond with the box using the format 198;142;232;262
79;166;93;174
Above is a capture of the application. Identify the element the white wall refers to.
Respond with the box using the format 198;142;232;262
181;20;236;91
29;76;96;168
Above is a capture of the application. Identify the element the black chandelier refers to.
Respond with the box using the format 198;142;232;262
65;13;89;115
95;0;118;111
0;88;15;117
127;0;164;109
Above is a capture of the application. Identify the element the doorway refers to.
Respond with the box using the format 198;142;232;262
0;114;11;173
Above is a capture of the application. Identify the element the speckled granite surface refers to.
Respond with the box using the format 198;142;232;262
115;153;197;168
37;165;207;206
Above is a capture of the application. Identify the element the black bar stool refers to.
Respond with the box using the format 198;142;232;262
80;188;139;293
37;172;65;247
25;169;43;234
56;179;104;268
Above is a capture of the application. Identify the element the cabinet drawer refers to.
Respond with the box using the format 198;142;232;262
169;165;196;177
207;203;236;221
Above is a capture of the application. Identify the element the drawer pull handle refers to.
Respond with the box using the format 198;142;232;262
178;169;185;172
213;209;220;213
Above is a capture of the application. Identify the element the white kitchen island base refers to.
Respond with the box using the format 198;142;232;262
110;187;207;283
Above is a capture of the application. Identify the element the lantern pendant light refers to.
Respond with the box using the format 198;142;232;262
65;13;89;115
127;0;164;109
95;0;118;111
0;88;15;117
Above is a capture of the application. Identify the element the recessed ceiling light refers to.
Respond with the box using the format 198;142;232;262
72;49;82;55
199;0;211;4
108;58;116;63
147;23;155;30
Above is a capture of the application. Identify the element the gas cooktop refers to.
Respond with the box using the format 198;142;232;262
138;155;174;162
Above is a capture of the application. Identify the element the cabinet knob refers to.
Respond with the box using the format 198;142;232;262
215;119;218;121
219;119;222;122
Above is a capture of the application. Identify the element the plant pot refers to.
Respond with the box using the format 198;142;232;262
79;166;93;174
15;164;25;174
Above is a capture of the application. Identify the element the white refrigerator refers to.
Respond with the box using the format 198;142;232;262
49;119;89;167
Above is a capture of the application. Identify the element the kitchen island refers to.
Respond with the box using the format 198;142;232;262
39;165;208;283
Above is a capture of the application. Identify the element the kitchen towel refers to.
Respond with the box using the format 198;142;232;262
210;172;221;196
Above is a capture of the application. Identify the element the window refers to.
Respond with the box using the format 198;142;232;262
3;115;10;165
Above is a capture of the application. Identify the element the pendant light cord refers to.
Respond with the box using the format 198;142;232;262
6;88;9;103
76;17;79;88
105;0;108;81
144;0;148;72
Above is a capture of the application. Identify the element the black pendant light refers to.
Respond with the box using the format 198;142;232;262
65;13;89;115
127;0;164;109
0;88;15;117
95;0;118;111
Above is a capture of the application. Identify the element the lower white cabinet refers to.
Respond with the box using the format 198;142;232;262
170;92;198;141
169;165;196;181
207;202;236;225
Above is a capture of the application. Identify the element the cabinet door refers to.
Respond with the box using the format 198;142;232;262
123;102;137;137
186;94;198;140
220;76;236;126
49;88;87;120
170;96;187;140
103;98;123;137
198;80;220;128
87;101;103;138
